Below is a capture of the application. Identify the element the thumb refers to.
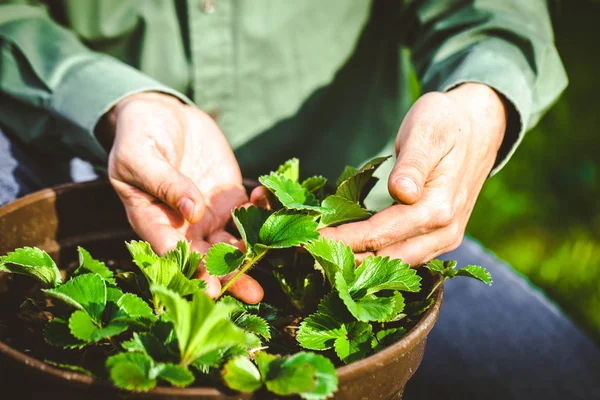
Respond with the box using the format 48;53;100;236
134;158;206;223
388;139;439;205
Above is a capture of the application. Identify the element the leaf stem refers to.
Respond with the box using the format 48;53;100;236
218;250;268;297
426;277;446;300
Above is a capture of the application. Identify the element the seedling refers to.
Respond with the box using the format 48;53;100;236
0;156;491;399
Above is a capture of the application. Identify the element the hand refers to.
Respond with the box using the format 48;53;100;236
102;92;263;302
320;83;507;266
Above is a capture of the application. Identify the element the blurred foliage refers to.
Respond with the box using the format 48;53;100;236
467;1;600;342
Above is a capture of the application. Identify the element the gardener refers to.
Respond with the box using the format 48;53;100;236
0;0;598;398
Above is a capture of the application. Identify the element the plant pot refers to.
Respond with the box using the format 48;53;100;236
0;180;442;399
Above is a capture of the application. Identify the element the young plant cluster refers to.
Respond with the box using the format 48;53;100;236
0;157;491;399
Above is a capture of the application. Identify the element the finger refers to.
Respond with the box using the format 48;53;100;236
250;186;274;210
223;273;264;304
319;201;434;253
376;228;464;267
115;153;207;224
189;240;222;298
389;125;450;205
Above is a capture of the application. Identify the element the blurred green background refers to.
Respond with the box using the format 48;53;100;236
466;1;600;343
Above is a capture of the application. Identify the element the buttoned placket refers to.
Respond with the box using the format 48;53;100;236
187;0;235;126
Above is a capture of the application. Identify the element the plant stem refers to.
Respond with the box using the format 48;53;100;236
426;277;446;300
218;250;268;297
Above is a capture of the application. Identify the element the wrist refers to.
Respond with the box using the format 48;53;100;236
446;83;507;152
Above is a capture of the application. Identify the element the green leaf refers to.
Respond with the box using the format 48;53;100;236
43;273;107;322
257;210;320;251
335;166;358;187
372;327;407;352
234;314;271;341
0;247;61;287
283;352;337;400
116;293;156;322
263;358;316;396
301;176;327;193
334;321;374;364
143;258;199;300
304;238;355;286
126;241;159;269
44;360;94;376
69;310;127;342
259;173;330;213
404;298;435;317
222;356;263;393
205;243;246;276
297;293;350;351
456;265;493;285
334;256;420;321
163;240;203;279
232;206;272;249
44;318;86;348
106;352;156;392
318;195;371;228
277;158;300;182
335;156;390;203
424;259;445;274
155;363;194;387
122;332;171;362
151;285;247;366
392;291;406;316
73;247;115;284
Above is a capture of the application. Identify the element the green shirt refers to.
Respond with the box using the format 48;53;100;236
0;0;567;208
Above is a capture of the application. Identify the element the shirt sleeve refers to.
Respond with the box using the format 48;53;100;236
407;0;568;174
0;3;192;164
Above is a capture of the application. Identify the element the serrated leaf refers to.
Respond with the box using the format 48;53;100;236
284;352;337;400
126;241;159;269
404;298;435;317
74;247;115;284
69;310;127;342
297;293;350;351
234;314;271;341
151;285;247;366
301;176;328;193
232;206;272;249
44;318;86;348
371;327;407;352
335;166;358;187
257;210;320;251
318;195;371;228
334;321;374;364
392;291;405;315
43;273;107;322
424;259;445;274
304;238;355;286
277;158;300;182
335;156;390;203
259;173;330;213
264;358;316;396
0;247;61;287
122;332;171;362
205;243;246;276
116;293;156;322
222;356;262;393
106;352;156;392
163;241;203;279
456;265;493;285
156;363;194;387
143;259;199;301
333;256;420;321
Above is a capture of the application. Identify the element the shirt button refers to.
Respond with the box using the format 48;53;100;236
201;0;216;14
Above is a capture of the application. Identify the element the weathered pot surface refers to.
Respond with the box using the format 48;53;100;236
0;180;443;399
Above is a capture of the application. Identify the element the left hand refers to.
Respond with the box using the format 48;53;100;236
320;83;507;266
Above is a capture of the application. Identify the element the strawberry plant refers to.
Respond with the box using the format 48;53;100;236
0;157;491;399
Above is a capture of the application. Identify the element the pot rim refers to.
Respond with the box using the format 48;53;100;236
0;180;444;396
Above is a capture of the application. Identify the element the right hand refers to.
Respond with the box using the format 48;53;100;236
100;92;263;303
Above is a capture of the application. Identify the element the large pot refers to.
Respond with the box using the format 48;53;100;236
0;180;442;399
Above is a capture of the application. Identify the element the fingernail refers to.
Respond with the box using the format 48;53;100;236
179;197;195;221
398;176;419;197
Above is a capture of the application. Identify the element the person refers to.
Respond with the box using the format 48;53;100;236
0;0;598;398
